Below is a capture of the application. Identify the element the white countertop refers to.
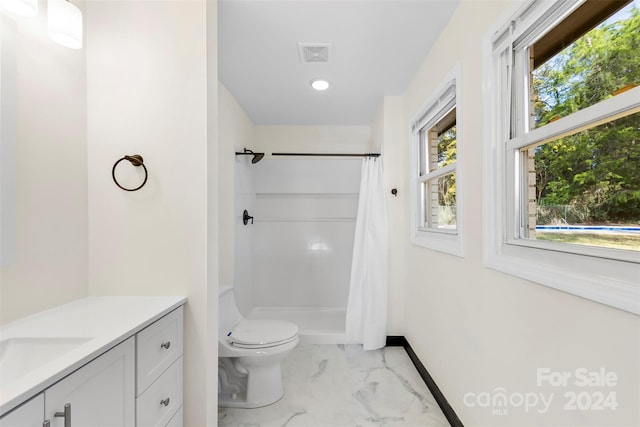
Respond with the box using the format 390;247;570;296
0;296;186;416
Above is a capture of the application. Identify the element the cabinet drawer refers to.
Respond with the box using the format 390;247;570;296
137;306;183;395
136;357;183;427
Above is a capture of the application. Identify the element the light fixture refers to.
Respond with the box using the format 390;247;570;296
310;79;330;91
1;0;38;17
48;0;82;49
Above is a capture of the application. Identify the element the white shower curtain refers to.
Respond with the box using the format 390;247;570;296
345;157;389;350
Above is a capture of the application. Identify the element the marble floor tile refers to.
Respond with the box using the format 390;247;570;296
218;344;451;427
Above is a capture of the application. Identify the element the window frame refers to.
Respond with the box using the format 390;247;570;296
409;66;463;256
483;0;640;314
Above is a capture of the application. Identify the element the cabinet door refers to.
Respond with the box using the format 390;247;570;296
0;394;43;427
45;337;135;427
165;408;182;427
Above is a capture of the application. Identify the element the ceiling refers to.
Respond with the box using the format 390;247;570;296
218;0;460;126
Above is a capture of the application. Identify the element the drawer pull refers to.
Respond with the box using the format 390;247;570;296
160;397;171;407
160;341;171;350
54;403;71;427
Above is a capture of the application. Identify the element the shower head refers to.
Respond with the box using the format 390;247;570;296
235;148;265;164
251;152;265;164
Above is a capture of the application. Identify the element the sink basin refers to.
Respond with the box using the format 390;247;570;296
0;337;92;386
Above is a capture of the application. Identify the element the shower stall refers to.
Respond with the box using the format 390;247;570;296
233;153;363;343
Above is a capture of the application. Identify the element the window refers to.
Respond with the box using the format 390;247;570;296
484;0;640;313
410;67;463;256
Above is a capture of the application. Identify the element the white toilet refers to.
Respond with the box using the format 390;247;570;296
218;285;299;408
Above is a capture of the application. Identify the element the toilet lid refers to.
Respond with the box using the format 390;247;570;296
228;319;298;347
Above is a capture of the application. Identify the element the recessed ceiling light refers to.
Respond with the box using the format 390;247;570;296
310;79;330;91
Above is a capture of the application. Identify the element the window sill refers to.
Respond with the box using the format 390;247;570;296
411;230;463;257
484;243;640;315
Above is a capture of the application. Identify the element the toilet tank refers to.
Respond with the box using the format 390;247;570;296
219;285;244;338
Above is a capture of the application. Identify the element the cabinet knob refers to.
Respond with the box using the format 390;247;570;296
160;341;171;350
43;421;51;427
54;403;71;427
160;397;171;407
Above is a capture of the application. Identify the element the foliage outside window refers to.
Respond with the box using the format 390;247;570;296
410;69;462;256
524;2;640;253
420;109;457;231
484;0;640;313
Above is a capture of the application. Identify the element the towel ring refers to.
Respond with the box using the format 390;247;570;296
112;154;148;191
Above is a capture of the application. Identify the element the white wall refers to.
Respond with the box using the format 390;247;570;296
232;157;255;315
85;1;210;425
218;83;255;315
372;96;406;336
384;1;640;426
0;1;88;324
254;125;372;154
219;84;253;288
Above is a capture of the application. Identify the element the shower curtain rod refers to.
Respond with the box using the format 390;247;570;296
271;152;380;158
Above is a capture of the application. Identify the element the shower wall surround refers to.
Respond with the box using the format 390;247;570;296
234;157;361;313
233;157;256;315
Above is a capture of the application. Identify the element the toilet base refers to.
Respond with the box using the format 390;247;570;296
218;390;285;409
218;357;285;408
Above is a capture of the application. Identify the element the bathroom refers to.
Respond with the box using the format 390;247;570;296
2;0;639;426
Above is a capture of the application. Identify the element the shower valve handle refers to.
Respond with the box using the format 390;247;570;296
243;210;254;225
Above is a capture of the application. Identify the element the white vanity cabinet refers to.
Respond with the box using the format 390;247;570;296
0;300;185;427
45;337;135;427
0;395;44;427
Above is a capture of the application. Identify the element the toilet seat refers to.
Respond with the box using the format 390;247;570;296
228;319;298;349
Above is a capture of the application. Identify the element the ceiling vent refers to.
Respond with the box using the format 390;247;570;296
298;43;332;64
